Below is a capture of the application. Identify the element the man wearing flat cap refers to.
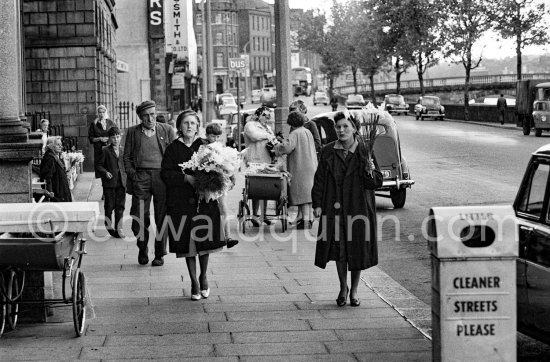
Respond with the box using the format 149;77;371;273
123;100;176;266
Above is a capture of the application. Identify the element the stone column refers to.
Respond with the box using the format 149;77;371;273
274;0;291;136
0;0;45;323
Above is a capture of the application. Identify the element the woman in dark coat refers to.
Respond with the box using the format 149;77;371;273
312;112;383;307
88;105;116;178
161;110;226;301
40;136;72;202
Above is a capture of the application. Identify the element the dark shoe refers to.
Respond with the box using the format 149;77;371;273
138;248;149;265
308;220;314;229
151;257;164;267
296;219;307;229
336;286;348;307
107;229;118;238
262;218;272;226
249;218;261;227
350;298;361;307
226;238;239;249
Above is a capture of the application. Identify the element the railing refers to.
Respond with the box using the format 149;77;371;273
335;73;550;96
115;101;140;130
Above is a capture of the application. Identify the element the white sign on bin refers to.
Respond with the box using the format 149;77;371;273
429;205;518;362
428;205;518;258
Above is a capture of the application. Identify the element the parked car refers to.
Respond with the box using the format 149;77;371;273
514;143;550;344
251;89;262;104
414;96;445;120
345;94;366;109
261;87;277;108
383;94;409;115
313;91;329;106
310;110;414;208
219;97;238;116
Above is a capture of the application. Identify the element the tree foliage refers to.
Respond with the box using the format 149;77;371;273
493;0;550;80
442;0;495;121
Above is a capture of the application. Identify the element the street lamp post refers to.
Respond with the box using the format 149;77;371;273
242;41;250;103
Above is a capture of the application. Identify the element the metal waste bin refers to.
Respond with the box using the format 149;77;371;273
427;205;518;362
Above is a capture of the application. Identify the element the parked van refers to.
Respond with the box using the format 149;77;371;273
532;82;550;137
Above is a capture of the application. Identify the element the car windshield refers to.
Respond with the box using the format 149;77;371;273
223;98;236;106
348;95;364;102
422;97;440;106
316;92;326;97
387;95;404;104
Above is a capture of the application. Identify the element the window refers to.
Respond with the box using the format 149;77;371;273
215;14;222;24
216;53;224;67
216;33;223;45
196;33;202;46
517;162;550;218
196;13;202;25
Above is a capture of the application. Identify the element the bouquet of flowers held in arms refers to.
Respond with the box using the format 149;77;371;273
61;151;85;190
346;103;392;176
179;142;240;202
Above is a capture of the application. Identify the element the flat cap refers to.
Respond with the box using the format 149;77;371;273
136;100;156;115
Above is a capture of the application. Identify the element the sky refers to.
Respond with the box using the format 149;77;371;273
266;0;549;60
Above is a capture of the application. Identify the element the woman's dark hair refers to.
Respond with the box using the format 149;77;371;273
287;111;306;127
205;122;222;135
176;109;200;137
254;105;270;117
333;111;360;133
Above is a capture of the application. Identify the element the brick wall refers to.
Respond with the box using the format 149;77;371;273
23;0;117;171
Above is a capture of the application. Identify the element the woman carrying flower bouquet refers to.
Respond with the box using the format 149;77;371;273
272;111;318;229
160;110;226;301
312;112;383;307
243;106;276;225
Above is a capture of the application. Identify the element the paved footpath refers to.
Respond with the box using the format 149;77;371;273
0;171;431;361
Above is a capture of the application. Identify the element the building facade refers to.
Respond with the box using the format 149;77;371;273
23;0;118;171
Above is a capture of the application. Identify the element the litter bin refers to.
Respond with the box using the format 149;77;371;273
427;205;518;362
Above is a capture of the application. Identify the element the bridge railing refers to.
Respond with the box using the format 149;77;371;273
335;73;550;96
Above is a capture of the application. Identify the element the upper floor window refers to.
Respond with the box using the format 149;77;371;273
216;33;223;45
216;53;224;68
196;13;202;25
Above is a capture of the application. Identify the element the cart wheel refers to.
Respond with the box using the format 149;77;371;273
72;269;87;337
0;273;6;336
281;203;288;232
6;270;21;330
390;188;407;209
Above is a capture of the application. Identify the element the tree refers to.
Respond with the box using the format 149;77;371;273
493;0;550;80
443;0;495;121
405;0;446;96
356;2;393;103
369;0;415;94
294;8;345;95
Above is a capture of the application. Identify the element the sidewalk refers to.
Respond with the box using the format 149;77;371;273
0;172;431;361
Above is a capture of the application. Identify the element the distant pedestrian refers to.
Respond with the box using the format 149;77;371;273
88;105;116;178
40;136;72;202
161;110;226;301
497;94;507;125
272;111;318;229
289;100;322;155
123;100;176;266
96;127;126;239
37;118;50;154
204;122;238;249
312;112;383;307
330;93;338;112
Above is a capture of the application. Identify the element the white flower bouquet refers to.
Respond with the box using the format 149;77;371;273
179;142;240;202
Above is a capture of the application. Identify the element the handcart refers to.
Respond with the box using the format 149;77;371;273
0;202;99;337
238;172;289;233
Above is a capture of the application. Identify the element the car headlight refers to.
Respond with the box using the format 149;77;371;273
440;106;445;112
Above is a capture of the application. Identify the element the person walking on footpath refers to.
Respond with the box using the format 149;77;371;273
272;111;318;229
312;112;383;307
330;92;339;112
88;105;116;178
289;100;322;156
123;100;176;266
497;94;507;125
96;127;126;239
204;122;238;248
40;136;72;202
161;110;226;301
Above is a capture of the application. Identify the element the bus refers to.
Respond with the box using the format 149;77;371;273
291;67;312;96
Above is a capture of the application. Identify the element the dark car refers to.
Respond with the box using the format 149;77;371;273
311;110;414;208
414;96;445;120
260;87;277;108
383;94;409;115
345;94;366;110
514;144;550;344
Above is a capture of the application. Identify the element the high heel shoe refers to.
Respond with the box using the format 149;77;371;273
350;298;361;307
